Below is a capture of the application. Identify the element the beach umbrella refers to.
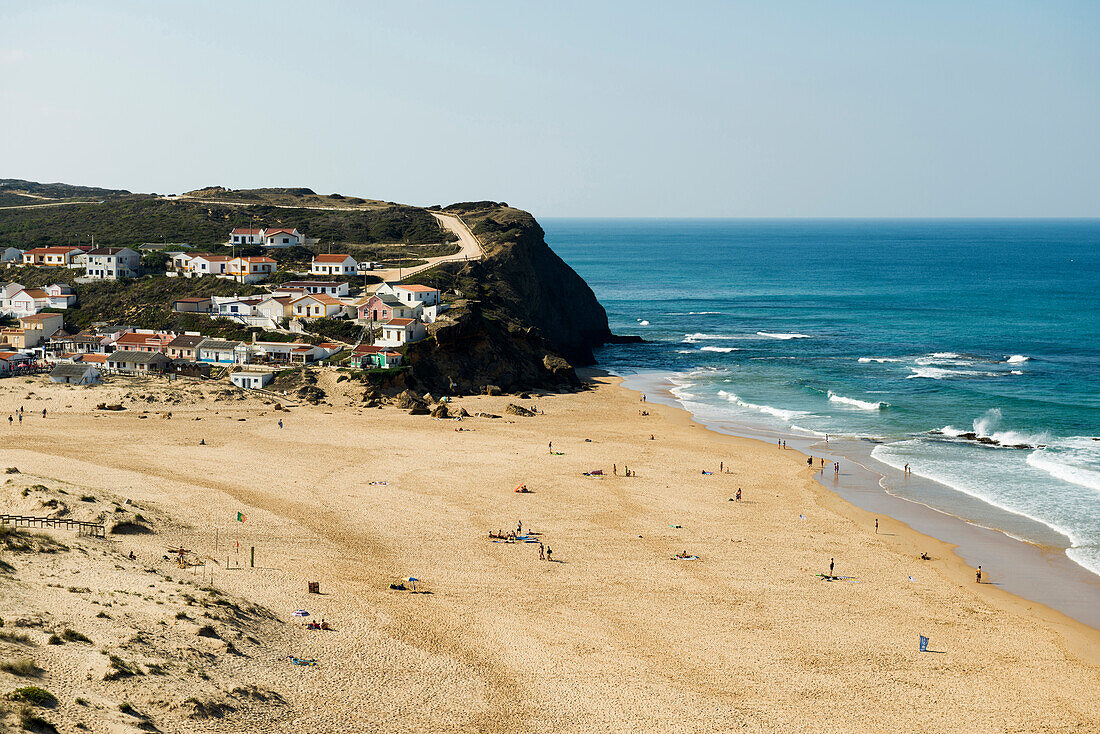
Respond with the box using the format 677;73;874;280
292;609;310;617
404;577;419;592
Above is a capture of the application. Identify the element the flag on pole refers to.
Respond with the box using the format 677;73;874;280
919;635;929;652
237;512;246;522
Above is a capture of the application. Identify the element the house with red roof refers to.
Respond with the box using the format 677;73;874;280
226;255;276;283
262;228;301;248
311;254;357;276
21;246;88;267
375;317;427;348
290;293;347;319
111;330;176;354
228;228;264;246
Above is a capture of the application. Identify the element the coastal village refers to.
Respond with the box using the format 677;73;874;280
0;224;455;391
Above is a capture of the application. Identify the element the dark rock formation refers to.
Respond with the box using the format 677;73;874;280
505;403;535;417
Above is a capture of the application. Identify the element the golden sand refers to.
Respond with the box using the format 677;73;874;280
1;370;1097;732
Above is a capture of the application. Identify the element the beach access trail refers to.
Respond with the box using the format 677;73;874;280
0;372;1097;733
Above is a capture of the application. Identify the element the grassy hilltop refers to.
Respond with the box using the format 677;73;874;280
0;183;453;250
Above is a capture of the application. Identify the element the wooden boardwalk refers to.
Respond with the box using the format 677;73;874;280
0;514;106;538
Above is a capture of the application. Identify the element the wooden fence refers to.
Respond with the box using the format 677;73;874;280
0;514;106;538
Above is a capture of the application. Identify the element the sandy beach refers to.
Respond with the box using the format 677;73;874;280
1;369;1098;733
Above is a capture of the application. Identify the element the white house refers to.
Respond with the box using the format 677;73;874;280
82;247;141;280
188;254;231;276
375;317;427;348
0;282;24;313
391;284;441;307
228;228;264;246
49;363;102;385
231;369;274;390
198;339;242;364
271;280;350;297
380;283;443;322
6;288;51;317
290;293;346;319
44;284;76;309
311;254;357;276
262;228;301;248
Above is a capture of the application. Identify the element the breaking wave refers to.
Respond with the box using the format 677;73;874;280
756;331;811;340
1005;354;1030;363
858;357;903;363
827;391;887;410
700;346;737;353
716;390;807;422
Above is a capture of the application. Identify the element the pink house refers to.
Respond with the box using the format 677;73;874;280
357;294;419;322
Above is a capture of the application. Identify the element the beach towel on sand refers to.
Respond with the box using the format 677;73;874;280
288;656;317;666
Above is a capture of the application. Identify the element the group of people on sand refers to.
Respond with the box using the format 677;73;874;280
7;406;46;425
305;619;331;630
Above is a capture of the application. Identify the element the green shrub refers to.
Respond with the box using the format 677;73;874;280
8;686;56;707
60;629;90;644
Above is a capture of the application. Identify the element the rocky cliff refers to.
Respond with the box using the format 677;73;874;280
390;202;620;394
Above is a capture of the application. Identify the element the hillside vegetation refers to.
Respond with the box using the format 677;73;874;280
0;191;454;249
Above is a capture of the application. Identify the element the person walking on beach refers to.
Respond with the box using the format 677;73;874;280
807;457;813;467
720;461;723;473
7;415;11;426
976;565;982;583
42;408;46;418
278;419;283;429
548;441;552;454
613;464;617;475
829;558;835;577
17;413;22;424
546;546;553;562
539;543;545;560
735;488;742;501
875;518;879;534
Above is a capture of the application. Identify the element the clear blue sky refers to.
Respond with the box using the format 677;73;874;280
2;1;1097;217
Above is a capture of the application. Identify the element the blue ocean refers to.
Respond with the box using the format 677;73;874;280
546;219;1100;578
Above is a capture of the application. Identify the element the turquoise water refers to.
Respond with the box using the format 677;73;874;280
546;219;1100;576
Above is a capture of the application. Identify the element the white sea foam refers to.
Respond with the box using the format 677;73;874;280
1005;354;1030;363
827;390;887;410
858;357;903;363
700;346;737;353
907;367;955;379
1011;370;1024;375
907;367;1001;380
1026;442;1100;494
675;350;695;354
717;390;806;422
682;333;738;343
637;320;650;326
689;311;723;315
756;331;811;340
